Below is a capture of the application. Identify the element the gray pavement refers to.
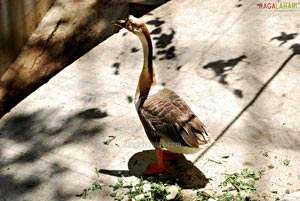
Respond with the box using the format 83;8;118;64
1;0;300;200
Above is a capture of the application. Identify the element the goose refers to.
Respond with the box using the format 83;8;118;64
114;15;211;174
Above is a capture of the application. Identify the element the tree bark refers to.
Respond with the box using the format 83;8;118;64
0;0;129;118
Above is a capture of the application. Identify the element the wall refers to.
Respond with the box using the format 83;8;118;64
0;0;54;77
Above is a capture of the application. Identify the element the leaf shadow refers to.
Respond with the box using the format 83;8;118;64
203;54;247;83
270;32;298;46
0;107;108;200
202;54;248;98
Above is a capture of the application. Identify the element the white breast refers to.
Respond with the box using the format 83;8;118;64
148;85;164;96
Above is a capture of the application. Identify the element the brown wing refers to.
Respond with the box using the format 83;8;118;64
140;88;208;148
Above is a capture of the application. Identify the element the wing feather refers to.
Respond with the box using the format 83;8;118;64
140;88;208;148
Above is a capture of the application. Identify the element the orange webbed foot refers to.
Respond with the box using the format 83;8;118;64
162;151;181;161
144;149;168;175
144;163;167;175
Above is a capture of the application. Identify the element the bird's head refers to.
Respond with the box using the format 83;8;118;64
113;15;146;35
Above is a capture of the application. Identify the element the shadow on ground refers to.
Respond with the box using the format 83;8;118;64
202;54;248;98
271;32;298;46
195;42;300;161
203;54;247;85
0;108;107;200
99;150;208;189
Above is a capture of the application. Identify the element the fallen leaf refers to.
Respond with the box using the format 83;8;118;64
103;136;116;145
283;159;290;166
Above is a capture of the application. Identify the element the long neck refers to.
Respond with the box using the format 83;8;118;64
135;26;156;107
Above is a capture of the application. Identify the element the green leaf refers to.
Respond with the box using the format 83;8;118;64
95;168;100;177
258;170;266;178
283;159;290;166
220;168;260;195
114;195;124;201
207;158;223;164
216;191;244;201
262;192;267;199
91;181;102;191
262;151;269;157
112;178;124;191
110;192;117;197
76;189;89;199
196;191;211;200
267;164;275;169
286;189;290;194
241;168;251;176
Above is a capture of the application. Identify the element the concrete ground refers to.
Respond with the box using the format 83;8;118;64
1;0;300;200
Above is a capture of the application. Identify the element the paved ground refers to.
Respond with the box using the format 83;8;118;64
1;0;300;200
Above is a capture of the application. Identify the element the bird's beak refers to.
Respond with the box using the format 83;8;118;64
113;19;127;28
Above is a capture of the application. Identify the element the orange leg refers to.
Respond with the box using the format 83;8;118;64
144;149;167;175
